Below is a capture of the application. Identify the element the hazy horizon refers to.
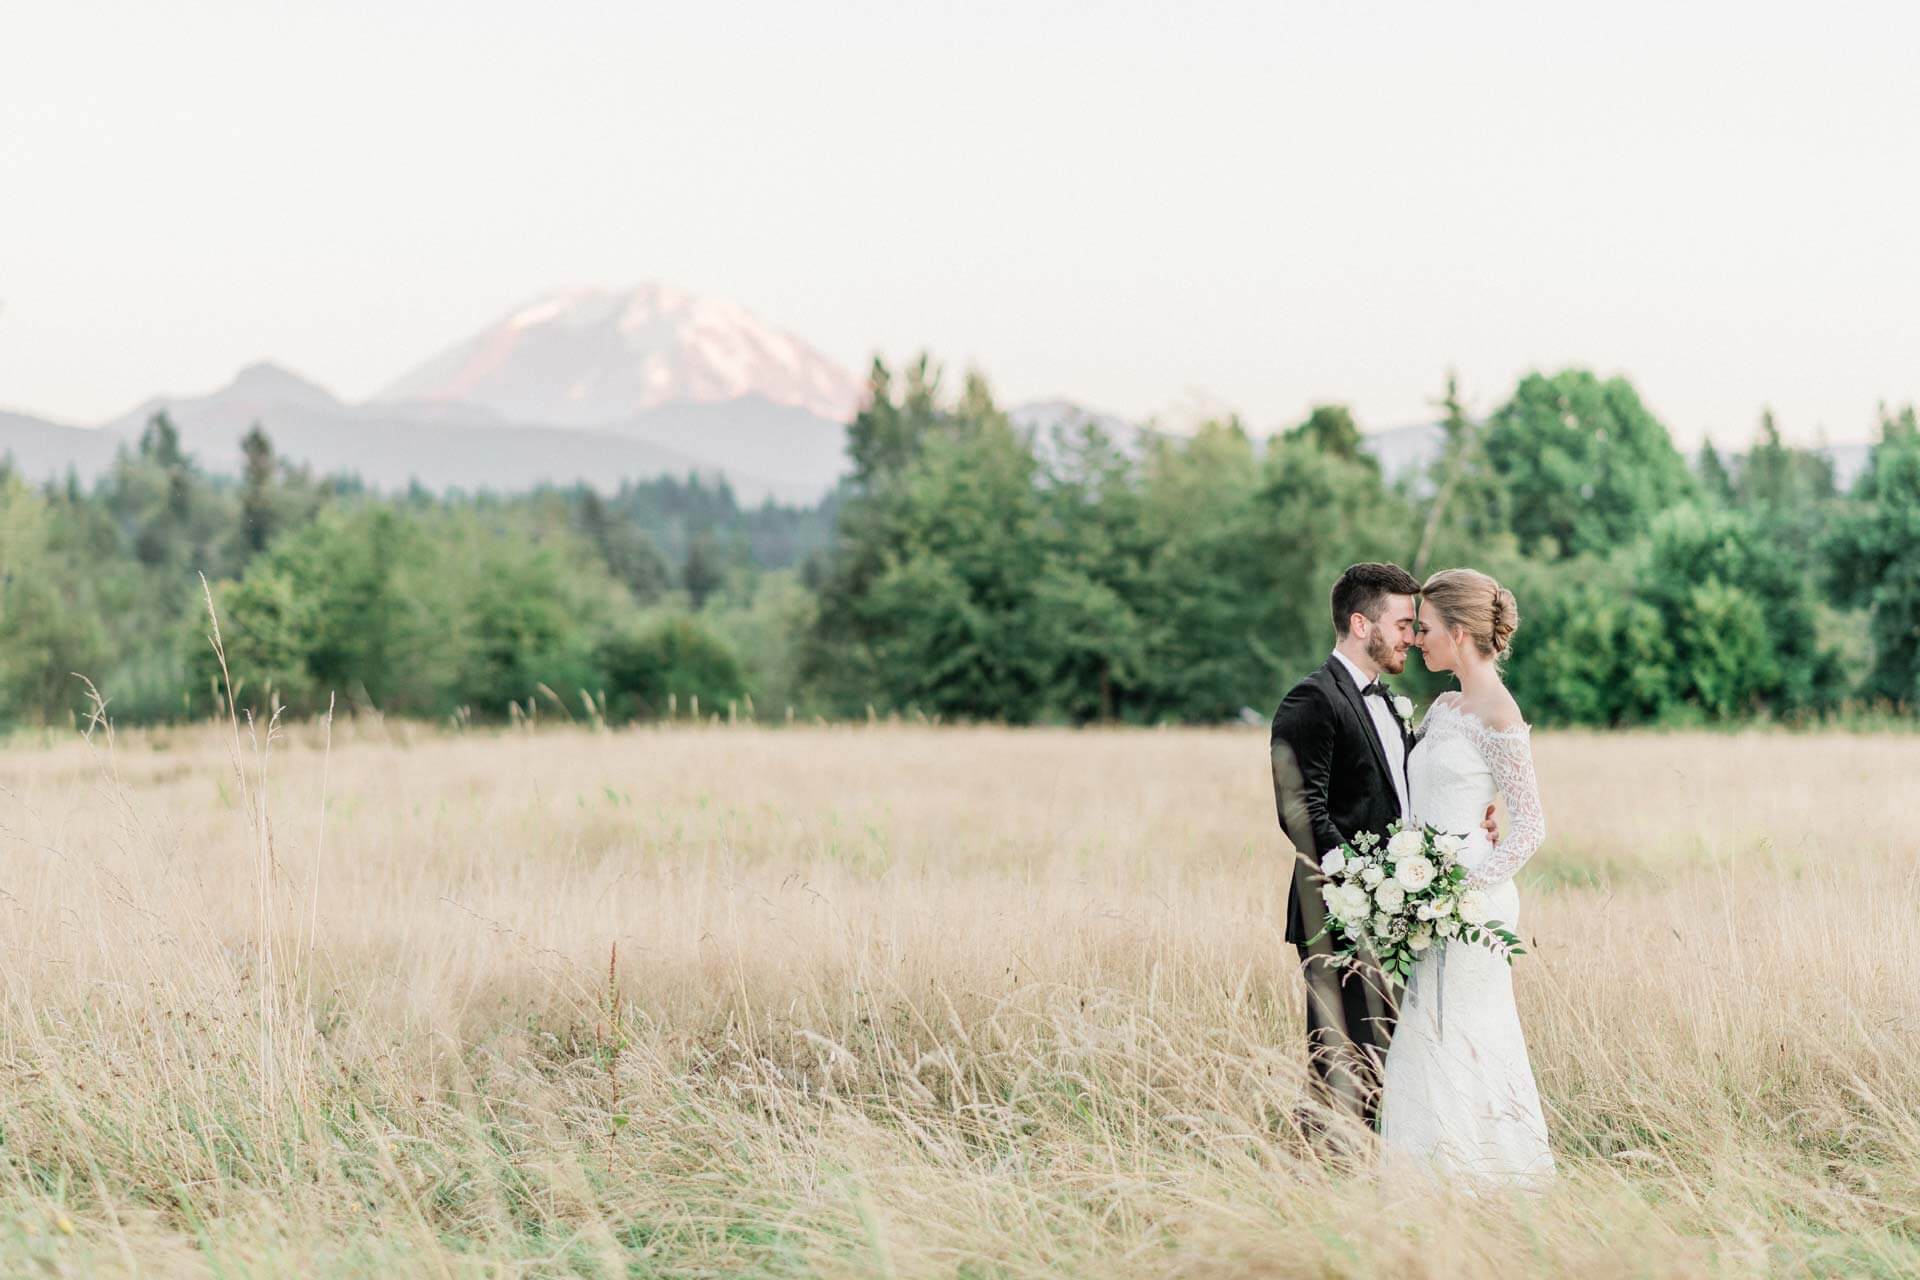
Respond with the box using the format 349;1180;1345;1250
4;1;1916;448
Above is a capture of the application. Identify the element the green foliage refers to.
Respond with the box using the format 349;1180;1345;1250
1502;503;1842;724
845;355;943;488
238;425;277;556
0;372;1907;731
814;360;1416;724
208;566;317;711
808;359;1890;727
812;363;1053;719
204;506;629;720
1636;504;1840;718
1483;370;1695;559
0;409;812;726
698;570;817;715
1032;421;1154;721
1695;440;1737;505
0;476;107;725
858;389;1055;720
598;615;747;719
1826;406;1920;706
1675;578;1778;718
1413;373;1510;577
1503;562;1676;725
680;533;727;610
450;516;618;715
1739;409;1836;511
1285;404;1370;464
571;488;673;603
1138;431;1412;721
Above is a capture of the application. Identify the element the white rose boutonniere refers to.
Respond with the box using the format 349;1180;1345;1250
1393;694;1414;722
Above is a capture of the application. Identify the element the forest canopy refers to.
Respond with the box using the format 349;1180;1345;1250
2;365;1914;730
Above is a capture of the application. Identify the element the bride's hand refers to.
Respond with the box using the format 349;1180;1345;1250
1483;804;1500;845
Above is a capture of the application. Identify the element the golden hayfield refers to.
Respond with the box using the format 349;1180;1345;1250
0;718;1913;1276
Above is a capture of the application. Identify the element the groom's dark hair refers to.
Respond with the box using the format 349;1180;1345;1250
1331;562;1421;635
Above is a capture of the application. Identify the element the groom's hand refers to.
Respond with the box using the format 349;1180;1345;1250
1483;804;1500;845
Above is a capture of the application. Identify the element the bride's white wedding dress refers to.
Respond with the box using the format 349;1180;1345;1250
1378;695;1555;1186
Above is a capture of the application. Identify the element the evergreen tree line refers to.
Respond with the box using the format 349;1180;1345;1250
1;363;1916;729
803;359;1920;726
0;416;826;726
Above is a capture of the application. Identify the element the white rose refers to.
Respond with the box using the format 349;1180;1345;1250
1320;848;1346;876
1372;912;1392;935
1408;929;1432;953
1393;695;1414;721
1335;884;1371;922
1386;829;1425;859
1373;879;1406;912
1434;833;1464;858
1416;901;1434;921
1437;917;1460;938
1394;855;1436;893
1361;865;1385;888
1457;890;1492;926
1429;897;1453;919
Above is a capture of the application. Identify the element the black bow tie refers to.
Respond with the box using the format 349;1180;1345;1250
1362;680;1392;699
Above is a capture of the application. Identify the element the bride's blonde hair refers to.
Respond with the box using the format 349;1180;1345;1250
1420;568;1519;659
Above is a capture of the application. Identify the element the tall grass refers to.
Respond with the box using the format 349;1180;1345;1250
0;719;1911;1275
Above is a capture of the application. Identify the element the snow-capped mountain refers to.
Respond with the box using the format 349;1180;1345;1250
376;284;864;427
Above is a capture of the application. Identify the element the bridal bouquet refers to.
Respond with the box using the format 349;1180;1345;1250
1309;822;1525;978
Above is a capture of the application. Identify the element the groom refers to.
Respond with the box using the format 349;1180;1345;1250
1270;562;1494;1131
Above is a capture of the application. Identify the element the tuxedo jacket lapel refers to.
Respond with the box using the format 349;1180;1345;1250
1324;656;1396;808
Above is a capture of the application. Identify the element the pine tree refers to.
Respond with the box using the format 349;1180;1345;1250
682;533;725;609
1826;405;1920;705
240;424;277;555
1696;438;1737;504
1285;405;1368;463
1413;372;1508;576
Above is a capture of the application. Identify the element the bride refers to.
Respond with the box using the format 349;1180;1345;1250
1378;568;1555;1186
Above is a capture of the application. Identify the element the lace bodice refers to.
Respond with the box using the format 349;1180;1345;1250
1408;698;1546;889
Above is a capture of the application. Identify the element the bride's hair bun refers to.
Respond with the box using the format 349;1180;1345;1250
1421;568;1520;660
1490;586;1519;655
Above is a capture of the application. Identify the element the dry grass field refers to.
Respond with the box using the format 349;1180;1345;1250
0;717;1913;1276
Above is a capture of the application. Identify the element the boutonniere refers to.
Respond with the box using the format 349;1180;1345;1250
1392;695;1415;724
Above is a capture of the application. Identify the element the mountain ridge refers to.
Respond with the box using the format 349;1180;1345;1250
0;283;1882;502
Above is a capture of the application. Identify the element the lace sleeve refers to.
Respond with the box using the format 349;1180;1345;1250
1466;724;1546;888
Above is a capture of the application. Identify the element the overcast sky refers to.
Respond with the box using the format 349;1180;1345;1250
3;1;1916;446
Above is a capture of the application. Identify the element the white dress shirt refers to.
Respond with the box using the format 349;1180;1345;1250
1331;648;1410;818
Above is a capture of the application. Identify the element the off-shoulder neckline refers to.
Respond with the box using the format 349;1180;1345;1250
1424;696;1532;738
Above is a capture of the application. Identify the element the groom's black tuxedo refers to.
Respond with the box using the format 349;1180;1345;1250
1270;653;1411;1129
1271;655;1409;945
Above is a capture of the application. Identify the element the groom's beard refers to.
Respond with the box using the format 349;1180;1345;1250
1368;627;1406;675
